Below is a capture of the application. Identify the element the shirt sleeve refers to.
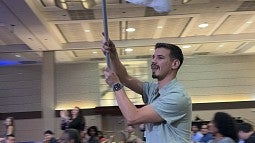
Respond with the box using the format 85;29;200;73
142;82;157;104
150;90;190;124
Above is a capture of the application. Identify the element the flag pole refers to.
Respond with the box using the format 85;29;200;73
102;0;110;68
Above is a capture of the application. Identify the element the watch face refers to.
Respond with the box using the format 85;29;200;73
113;83;123;91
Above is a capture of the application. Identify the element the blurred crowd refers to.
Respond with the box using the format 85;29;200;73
1;108;254;143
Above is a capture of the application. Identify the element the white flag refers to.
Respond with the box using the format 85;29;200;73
126;0;171;13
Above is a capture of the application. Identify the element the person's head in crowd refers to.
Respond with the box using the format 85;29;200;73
87;126;98;137
5;134;15;143
191;124;200;133
43;130;55;142
208;112;238;141
4;117;15;135
4;117;14;127
59;129;81;143
126;125;136;133
71;107;81;119
200;124;209;135
237;122;254;140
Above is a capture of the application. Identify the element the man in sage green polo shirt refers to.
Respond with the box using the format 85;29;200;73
102;37;192;143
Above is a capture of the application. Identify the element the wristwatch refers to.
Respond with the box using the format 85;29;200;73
112;82;124;92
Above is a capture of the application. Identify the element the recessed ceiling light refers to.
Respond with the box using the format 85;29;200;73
182;45;191;49
149;48;154;51
219;44;224;47
124;48;133;52
84;30;90;32
125;28;136;32
198;23;209;28
15;54;21;57
246;21;253;24
92;51;97;54
157;26;163;29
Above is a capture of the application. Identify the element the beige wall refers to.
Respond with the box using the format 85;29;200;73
55;62;100;109
0;65;42;113
179;55;255;103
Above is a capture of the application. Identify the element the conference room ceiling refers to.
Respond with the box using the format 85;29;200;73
1;0;255;63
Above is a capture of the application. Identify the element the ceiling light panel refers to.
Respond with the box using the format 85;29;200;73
213;14;254;35
119;46;152;58
88;21;121;41
127;19;158;39
243;42;255;54
197;42;244;54
65;49;104;60
241;19;255;34
160;17;191;38
42;11;70;21
57;23;86;42
179;44;201;56
186;13;223;37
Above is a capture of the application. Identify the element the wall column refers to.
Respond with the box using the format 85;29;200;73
41;51;56;132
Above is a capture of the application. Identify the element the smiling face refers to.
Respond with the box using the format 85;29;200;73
200;124;209;135
151;48;178;81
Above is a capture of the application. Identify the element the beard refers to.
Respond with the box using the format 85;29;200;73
151;64;159;79
152;71;158;79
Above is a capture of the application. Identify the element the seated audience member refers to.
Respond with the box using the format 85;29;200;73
120;125;143;143
208;112;238;143
237;122;255;143
87;126;100;143
192;124;203;143
97;131;106;142
97;131;114;143
43;130;58;143
5;134;15;143
59;129;81;143
199;124;213;143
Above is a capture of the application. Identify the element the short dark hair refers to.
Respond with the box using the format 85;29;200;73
237;122;254;133
6;134;15;138
155;43;184;69
87;126;98;136
213;112;238;141
64;129;81;143
44;130;54;135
